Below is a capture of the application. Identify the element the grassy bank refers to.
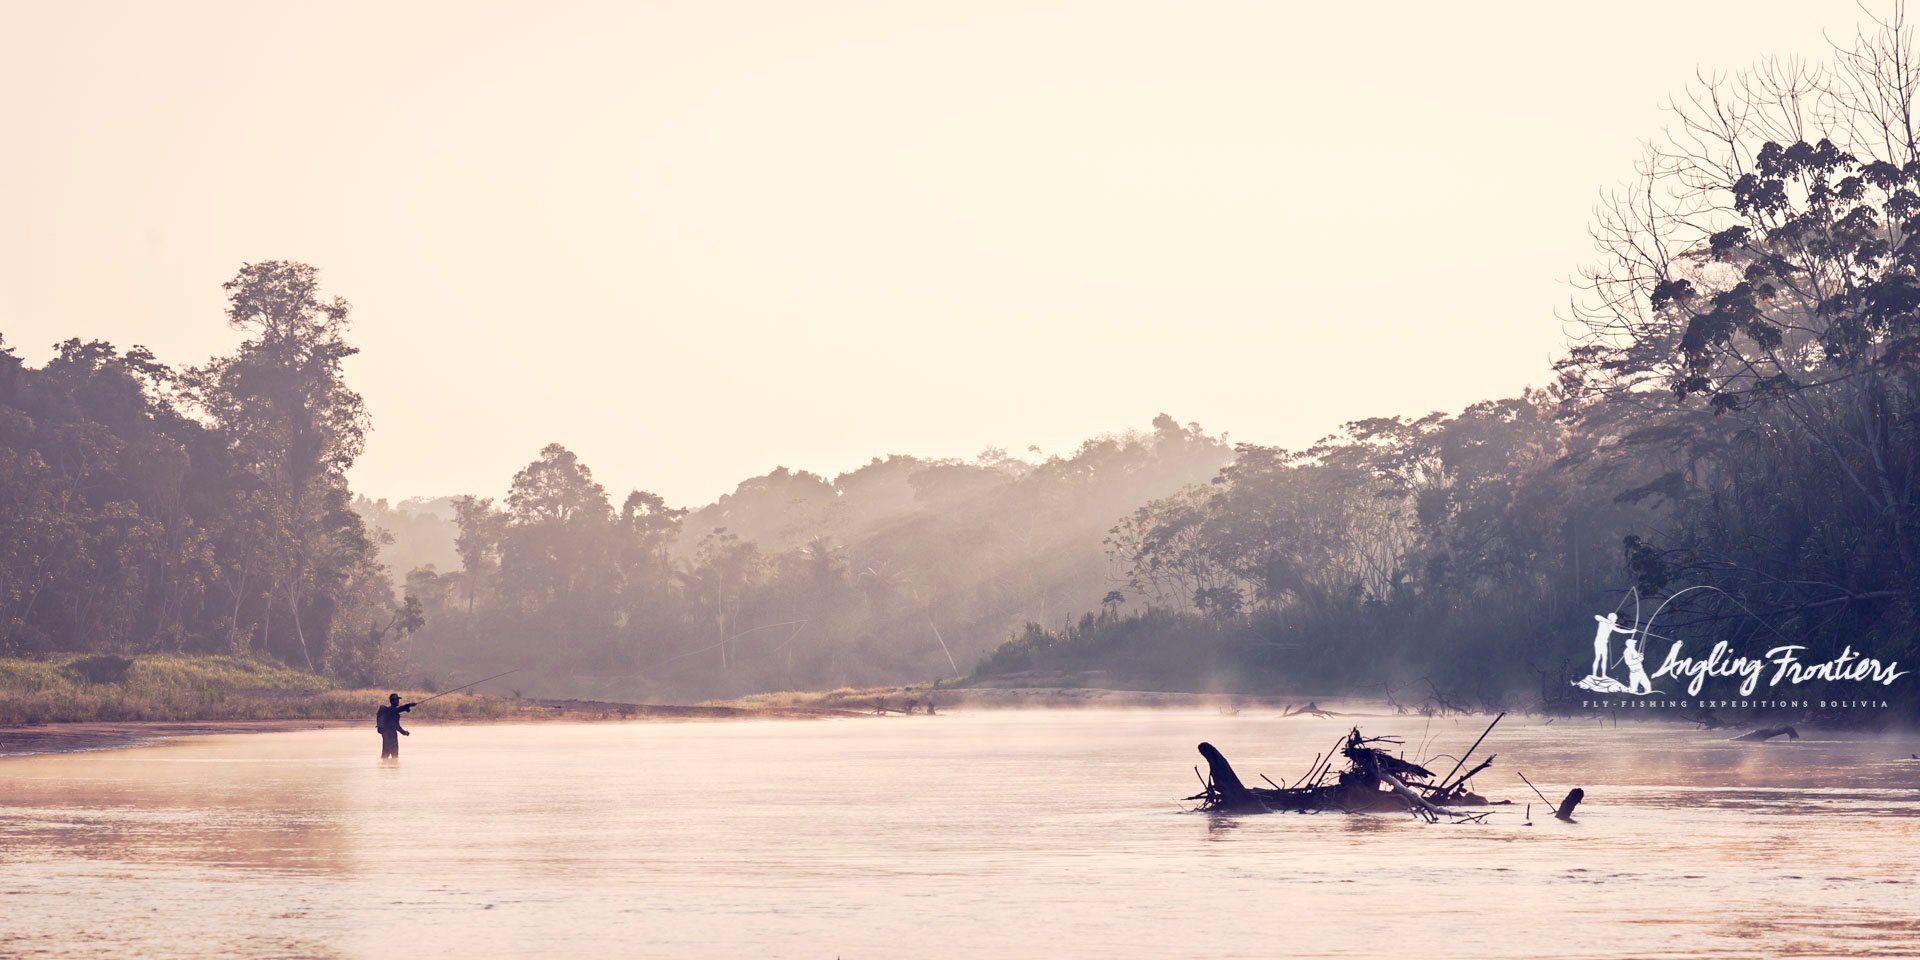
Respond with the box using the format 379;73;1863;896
0;654;551;724
716;683;951;713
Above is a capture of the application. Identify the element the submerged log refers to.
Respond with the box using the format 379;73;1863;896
1733;725;1800;742
1197;742;1270;813
1280;701;1337;718
1372;763;1455;819
1555;788;1584;822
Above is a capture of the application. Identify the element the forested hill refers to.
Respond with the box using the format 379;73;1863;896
0;264;1213;700
377;418;1233;700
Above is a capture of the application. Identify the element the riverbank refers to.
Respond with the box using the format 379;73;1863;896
714;683;1919;732
0;654;874;757
0;661;1289;758
0;695;873;757
710;683;1307;712
0;653;559;725
0;719;363;757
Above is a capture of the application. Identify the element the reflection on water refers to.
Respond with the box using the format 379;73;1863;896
2;711;1917;959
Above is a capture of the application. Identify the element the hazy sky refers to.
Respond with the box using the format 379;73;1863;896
1;1;1859;507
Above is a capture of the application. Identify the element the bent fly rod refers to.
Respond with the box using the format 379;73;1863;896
413;668;523;706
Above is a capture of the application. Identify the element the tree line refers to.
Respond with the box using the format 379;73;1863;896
1;262;413;680
12;13;1920;711
984;13;1920;714
2;252;1229;699
393;419;1230;699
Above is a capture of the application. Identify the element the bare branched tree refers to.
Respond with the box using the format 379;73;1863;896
1564;4;1920;645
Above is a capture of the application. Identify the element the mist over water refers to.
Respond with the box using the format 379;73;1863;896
3;710;1917;959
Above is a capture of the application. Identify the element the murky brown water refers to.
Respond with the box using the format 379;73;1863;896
2;710;1917;959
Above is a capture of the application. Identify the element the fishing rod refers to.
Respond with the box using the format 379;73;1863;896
412;668;523;706
1610;583;1801;670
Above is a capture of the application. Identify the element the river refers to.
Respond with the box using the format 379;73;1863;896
2;709;1916;958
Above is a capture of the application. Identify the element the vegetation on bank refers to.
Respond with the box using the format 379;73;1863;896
3;281;1229;701
715;683;952;713
976;609;1277;691
973;19;1920;718
0;654;542;725
11;13;1920;719
0;263;412;683
392;419;1229;702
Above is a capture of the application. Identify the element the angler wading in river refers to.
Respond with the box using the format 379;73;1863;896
376;693;416;759
374;669;524;760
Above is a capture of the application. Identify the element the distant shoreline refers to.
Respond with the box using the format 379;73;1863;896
0;688;1329;758
0;719;362;758
0;699;877;759
711;684;1328;712
11;684;1897;759
713;684;1918;731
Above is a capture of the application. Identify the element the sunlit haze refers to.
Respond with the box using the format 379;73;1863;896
1;0;1851;506
7;7;1920;958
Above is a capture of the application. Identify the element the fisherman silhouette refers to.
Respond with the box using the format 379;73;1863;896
376;693;416;760
1573;611;1644;693
1589;612;1634;680
1620;631;1655;695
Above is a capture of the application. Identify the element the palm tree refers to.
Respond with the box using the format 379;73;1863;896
855;562;912;623
799;536;848;587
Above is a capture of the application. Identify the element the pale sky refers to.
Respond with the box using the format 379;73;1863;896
0;0;1858;507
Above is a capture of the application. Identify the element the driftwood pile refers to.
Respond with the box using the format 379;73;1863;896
1184;714;1579;823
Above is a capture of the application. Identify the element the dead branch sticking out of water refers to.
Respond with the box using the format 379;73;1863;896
1517;771;1583;822
1278;701;1337;718
1732;724;1800;742
1418;678;1471;716
1184;720;1518;822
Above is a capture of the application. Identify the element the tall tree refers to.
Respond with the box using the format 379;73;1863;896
1569;10;1920;665
451;495;507;615
188;261;376;669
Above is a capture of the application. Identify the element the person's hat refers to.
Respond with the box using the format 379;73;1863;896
388;693;401;702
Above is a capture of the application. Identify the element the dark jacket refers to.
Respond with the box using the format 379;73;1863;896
375;703;413;734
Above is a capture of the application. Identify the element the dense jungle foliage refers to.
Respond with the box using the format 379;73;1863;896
9;16;1920;711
